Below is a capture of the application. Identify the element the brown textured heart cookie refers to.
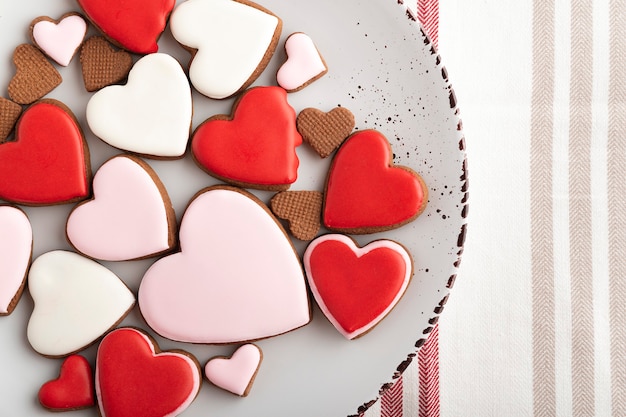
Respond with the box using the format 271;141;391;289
296;107;355;158
8;44;62;105
79;36;133;92
270;191;323;241
0;98;22;142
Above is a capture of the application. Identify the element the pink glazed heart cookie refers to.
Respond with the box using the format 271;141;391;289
96;327;201;417
66;155;176;262
205;344;262;397
30;13;88;67
38;355;95;411
303;234;413;339
138;186;311;344
0;205;32;316
277;32;328;92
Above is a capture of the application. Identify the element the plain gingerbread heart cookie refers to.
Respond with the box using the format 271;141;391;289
96;328;201;417
138;186;311;344
170;0;282;99
38;355;95;411
66;155;177;261
79;36;133;92
8;44;62;105
323;129;428;234
303;234;413;339
296;106;355;158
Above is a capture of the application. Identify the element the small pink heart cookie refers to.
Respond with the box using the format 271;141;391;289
205;344;262;396
66;155;176;262
0;205;32;316
277;32;327;92
30;13;88;67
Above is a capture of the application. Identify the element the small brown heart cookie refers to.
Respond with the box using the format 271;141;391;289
270;191;323;241
0;98;22;142
296;107;355;158
79;36;133;92
8;44;62;105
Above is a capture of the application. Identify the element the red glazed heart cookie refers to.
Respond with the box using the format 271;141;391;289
323;129;428;233
191;86;302;191
38;355;95;411
95;327;201;417
303;234;413;339
77;0;175;54
0;99;91;206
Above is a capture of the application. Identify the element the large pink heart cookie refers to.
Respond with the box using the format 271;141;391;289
0;206;32;315
66;155;176;261
138;186;311;344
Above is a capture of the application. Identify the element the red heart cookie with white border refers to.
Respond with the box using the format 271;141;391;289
77;0;174;54
96;328;201;417
323;129;428;233
191;86;302;190
38;355;95;411
303;234;413;339
0;99;91;206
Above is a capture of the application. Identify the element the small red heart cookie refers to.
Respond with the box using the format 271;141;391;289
38;355;95;411
0;99;91;206
77;0;174;54
323;129;428;233
96;327;201;417
191;86;302;191
303;234;413;339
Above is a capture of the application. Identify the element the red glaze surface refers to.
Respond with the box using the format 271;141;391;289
38;355;95;411
323;129;427;231
77;0;174;54
96;328;199;417
307;238;408;334
191;86;302;187
0;100;90;205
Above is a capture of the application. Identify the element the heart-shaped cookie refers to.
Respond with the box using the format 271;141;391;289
170;0;281;99
8;44;62;105
277;32;328;92
66;155;176;261
79;36;133;92
323;129;428;233
27;250;135;357
0;97;22;142
296;107;355;158
303;234;413;339
205;344;263;397
30;13;87;67
0;99;91;206
38;355;95;411
138;186;311;344
192;86;302;190
270;190;323;241
0;206;32;316
87;53;192;159
77;0;174;54
96;328;201;417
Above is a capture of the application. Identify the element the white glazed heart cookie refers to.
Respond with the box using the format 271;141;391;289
170;0;282;99
86;53;192;159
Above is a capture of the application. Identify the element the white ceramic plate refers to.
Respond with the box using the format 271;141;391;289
0;0;466;415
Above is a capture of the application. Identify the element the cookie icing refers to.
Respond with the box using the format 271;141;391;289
77;0;174;54
38;355;95;411
323;129;428;233
0;100;90;205
66;155;176;261
32;14;87;66
86;53;192;158
204;344;262;396
303;234;413;339
191;86;302;189
277;32;327;92
96;328;201;417
0;206;32;315
170;0;281;99
138;186;310;344
27;250;135;357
